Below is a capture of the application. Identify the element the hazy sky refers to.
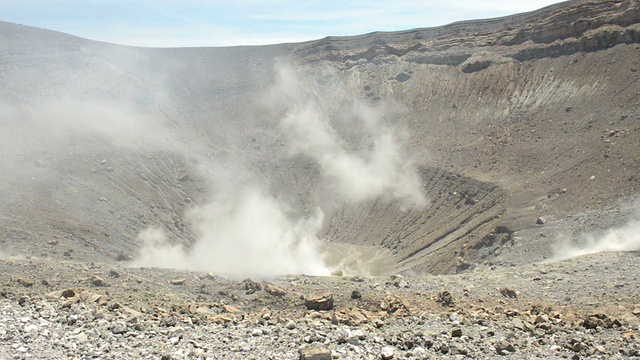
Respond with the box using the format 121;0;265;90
1;0;565;47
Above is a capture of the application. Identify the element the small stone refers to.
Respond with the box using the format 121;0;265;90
91;275;106;287
224;305;240;314
47;289;78;299
350;290;362;299
285;320;297;330
388;275;409;288
572;342;584;353
536;217;546;225
381;346;395;359
116;253;132;261
16;278;34;287
512;318;524;330
350;329;365;340
213;313;234;323
243;278;262;294
169;278;185;286
299;344;332;360
111;325;127;335
500;288;518;299
17;296;30;306
451;328;463;337
380;294;409;313
496;339;516;355
87;293;105;304
252;328;263;337
437;291;454;306
412;347;427;357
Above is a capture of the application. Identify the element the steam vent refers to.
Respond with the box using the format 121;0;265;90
1;1;640;358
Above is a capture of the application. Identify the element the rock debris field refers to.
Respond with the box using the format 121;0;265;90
0;251;639;359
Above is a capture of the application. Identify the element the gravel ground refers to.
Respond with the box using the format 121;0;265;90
1;251;638;359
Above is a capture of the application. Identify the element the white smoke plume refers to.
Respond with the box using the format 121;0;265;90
132;64;427;276
1;61;426;277
267;64;427;207
131;227;187;270
549;210;640;262
132;187;329;277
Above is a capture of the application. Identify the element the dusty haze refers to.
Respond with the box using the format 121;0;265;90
132;64;427;276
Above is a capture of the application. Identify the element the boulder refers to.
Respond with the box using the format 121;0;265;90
264;283;286;296
243;278;262;294
299;344;332;360
305;292;334;311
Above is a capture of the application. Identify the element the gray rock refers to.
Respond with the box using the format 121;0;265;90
349;329;365;343
285;320;297;330
91;275;106;287
243;278;262;294
381;346;395;359
169;278;185;286
111;325;127;335
437;291;454;306
496;339;516;355
500;288;517;299
512;318;524;330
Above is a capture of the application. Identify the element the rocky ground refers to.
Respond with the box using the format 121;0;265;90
1;251;639;359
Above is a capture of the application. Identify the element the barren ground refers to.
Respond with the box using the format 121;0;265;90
1;0;640;358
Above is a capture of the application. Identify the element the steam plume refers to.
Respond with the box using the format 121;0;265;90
132;64;427;276
549;209;640;261
268;65;427;207
2;62;427;277
132;187;329;276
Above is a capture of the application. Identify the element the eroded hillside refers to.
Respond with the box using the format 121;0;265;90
0;0;639;275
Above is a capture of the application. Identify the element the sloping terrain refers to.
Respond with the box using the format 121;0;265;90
0;0;639;278
1;1;640;359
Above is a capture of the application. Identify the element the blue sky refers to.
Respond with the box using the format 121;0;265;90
1;1;565;47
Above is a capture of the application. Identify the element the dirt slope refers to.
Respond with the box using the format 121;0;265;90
0;0;639;276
